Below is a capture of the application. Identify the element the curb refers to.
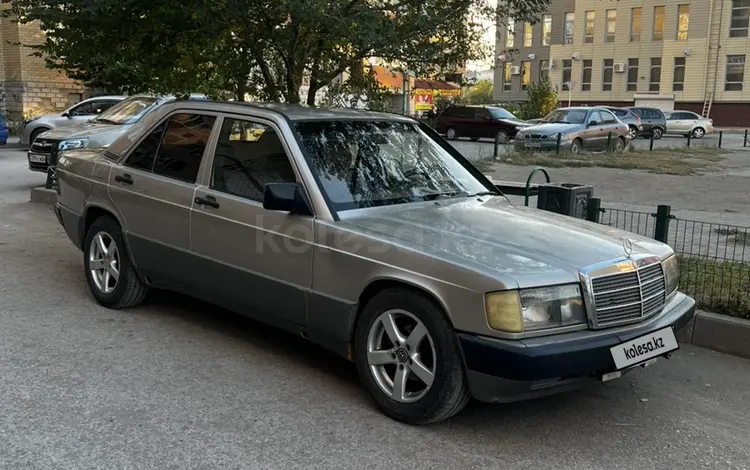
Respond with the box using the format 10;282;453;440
677;310;750;359
30;186;57;204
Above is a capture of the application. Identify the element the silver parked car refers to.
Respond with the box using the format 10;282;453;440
19;95;126;147
515;107;630;153
54;101;694;424
664;110;714;139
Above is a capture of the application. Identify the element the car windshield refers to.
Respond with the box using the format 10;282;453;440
488;107;516;120
295;120;494;212
92;96;160;125
541;109;588;124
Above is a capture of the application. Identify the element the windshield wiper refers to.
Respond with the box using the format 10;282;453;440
93;118;119;125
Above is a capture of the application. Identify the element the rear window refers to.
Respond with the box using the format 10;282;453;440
610;109;628;117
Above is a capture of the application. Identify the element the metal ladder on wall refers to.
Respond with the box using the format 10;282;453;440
702;0;725;118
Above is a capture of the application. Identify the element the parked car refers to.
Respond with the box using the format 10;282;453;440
664;110;714;139
514;107;630;153
0;111;9;145
435;105;530;143
19;95;126;147
54;101;694;424
605;107;643;141
627;107;667;139
27;94;208;173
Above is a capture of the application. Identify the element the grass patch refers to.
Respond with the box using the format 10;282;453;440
497;146;727;175
678;257;750;318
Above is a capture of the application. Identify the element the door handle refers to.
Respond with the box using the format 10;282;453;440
195;195;220;209
115;173;133;185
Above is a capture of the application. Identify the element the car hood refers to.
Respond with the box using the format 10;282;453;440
340;197;671;289
41;122;132;149
520;122;583;134
498;118;532;128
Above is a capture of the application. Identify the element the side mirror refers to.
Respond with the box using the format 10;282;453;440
587;120;599;127
62;111;70;118
263;183;313;216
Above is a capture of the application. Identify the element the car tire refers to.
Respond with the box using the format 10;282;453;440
692;127;705;139
495;130;509;144
445;128;457;140
651;127;664;140
29;128;48;145
83;215;148;309
570;139;582;154
354;288;470;425
614;137;626;153
627;126;638;141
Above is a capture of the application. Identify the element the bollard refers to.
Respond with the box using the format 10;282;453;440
556;133;562;154
649;133;654;150
653;205;673;243
719;130;723;148
607;132;612;152
493;133;500;159
687;132;691;147
745;129;748;148
586;197;602;223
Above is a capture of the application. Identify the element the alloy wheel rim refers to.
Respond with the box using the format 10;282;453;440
446;129;456;139
654;128;662;138
366;310;437;403
694;128;704;138
497;131;508;144
88;231;120;294
628;128;637;140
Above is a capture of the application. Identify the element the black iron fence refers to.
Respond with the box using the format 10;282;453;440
586;199;750;317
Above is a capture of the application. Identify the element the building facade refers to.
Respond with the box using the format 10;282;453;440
494;0;750;126
0;10;88;129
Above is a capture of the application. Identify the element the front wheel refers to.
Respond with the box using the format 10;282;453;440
651;127;664;140
83;216;148;309
354;288;470;424
692;127;705;139
495;130;509;144
569;139;582;154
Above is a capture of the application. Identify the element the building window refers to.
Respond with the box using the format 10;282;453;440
524;23;533;47
650;58;662;91
677;5;690;40
564;13;575;44
585;11;595;43
653;6;665;41
582;60;592;91
673;57;686;91
606;10;617;42
725;55;746;91
503;62;512;91
730;0;750;38
543;14;552;45
603;59;614;91
562;59;572;90
540;60;550;81
506;21;515;48
521;61;531;90
631;8;642;41
627;59;639;91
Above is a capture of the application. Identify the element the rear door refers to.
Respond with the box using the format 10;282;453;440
583;110;604;149
108;111;219;286
599;109;622;145
666;112;689;133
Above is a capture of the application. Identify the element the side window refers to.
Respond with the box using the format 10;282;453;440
69;101;95;116
474;109;491;120
152;114;217;183
457;107;474;118
588;111;602;124
93;100;119;114
600;110;617;123
125;122;167;172
210;118;297;202
441;107;457;117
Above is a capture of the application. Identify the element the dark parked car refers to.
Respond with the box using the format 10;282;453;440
627;107;667;139
435;105;530;144
605;107;643;141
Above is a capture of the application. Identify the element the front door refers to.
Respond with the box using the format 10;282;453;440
190;115;314;328
108;112;219;286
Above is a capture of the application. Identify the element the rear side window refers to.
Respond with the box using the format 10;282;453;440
456;107;474;118
441;107;458;117
600;110;617;123
611;109;627;117
152;114;217;183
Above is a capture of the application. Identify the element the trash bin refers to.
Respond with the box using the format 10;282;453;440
537;183;594;219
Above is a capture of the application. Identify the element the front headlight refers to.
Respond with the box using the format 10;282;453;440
556;133;570;140
485;284;587;333
58;138;89;151
662;254;679;295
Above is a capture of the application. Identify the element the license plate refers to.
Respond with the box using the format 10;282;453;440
610;326;679;370
525;143;542;148
28;153;47;163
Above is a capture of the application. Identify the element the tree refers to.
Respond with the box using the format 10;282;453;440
465;79;493;104
5;0;551;103
520;75;558;119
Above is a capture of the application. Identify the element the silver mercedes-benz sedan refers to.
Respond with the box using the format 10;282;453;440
53;101;694;424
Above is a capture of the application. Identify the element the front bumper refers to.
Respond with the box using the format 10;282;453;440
459;292;695;403
514;140;573;151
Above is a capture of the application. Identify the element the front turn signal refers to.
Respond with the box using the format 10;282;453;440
485;291;523;333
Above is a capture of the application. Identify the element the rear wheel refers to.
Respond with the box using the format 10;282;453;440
651;127;664;140
692;127;705;139
627;126;638;141
354;288;470;424
614;137;626;153
445;128;457;140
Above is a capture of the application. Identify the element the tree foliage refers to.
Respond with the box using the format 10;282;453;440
5;0;550;104
520;75;558;119
465;79;493;104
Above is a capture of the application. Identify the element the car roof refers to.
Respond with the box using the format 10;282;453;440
84;95;128;101
222;102;415;123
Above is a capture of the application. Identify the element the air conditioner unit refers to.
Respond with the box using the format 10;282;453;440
510;66;521;75
497;54;507;62
614;63;627;73
548;58;556;69
572;52;581;60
